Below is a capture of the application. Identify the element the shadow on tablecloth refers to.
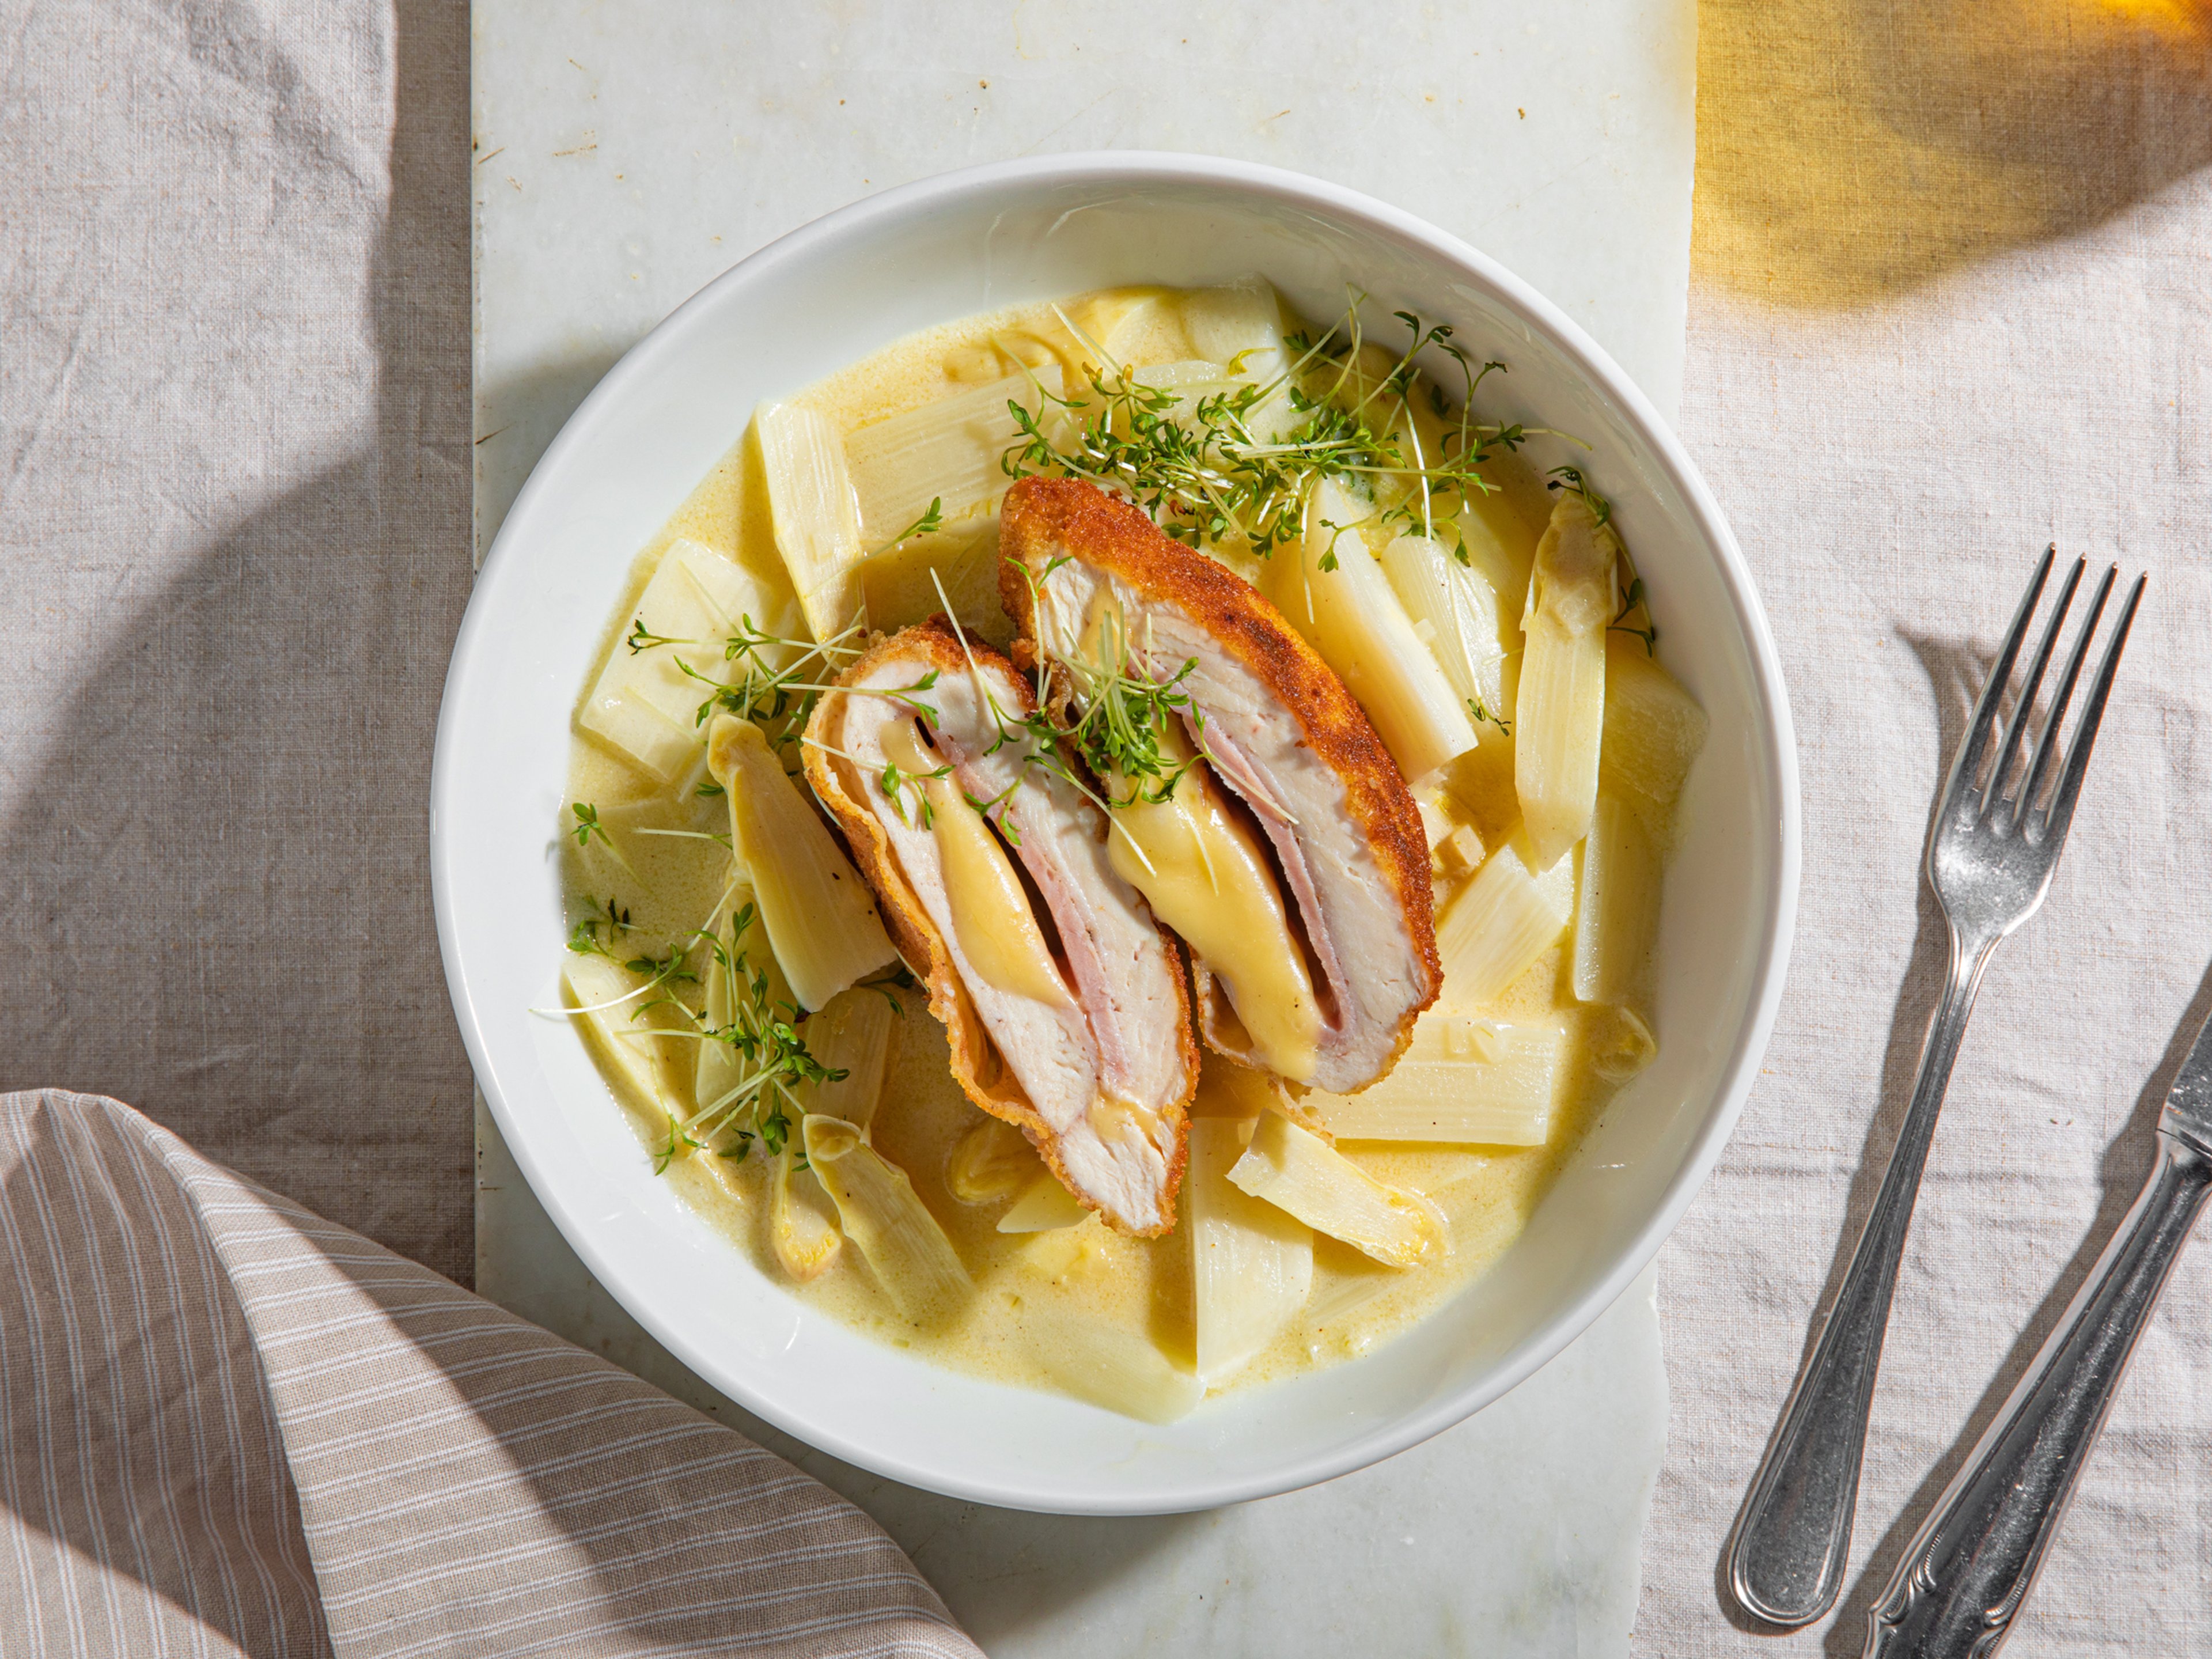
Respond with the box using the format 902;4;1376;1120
0;1;476;1279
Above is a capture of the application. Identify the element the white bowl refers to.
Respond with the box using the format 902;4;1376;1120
433;152;1799;1516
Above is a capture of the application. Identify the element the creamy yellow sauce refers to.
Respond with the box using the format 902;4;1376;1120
559;286;1654;1407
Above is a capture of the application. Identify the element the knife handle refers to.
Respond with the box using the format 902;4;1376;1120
1865;1128;2212;1659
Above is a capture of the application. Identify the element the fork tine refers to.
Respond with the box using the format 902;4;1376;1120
2036;571;2145;848
1984;555;2085;823
2013;562;2114;827
1942;546;2054;820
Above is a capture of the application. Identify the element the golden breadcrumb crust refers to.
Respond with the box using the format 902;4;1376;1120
800;612;1194;1236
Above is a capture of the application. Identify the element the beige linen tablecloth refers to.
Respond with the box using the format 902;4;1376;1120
1639;4;2212;1652
7;0;2212;1653
0;0;478;1282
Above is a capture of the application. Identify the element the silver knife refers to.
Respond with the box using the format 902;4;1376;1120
1866;999;2212;1657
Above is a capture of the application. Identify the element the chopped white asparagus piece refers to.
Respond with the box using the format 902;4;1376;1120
1437;486;1540;661
1435;823;1486;880
802;1115;970;1323
1304;1015;1567;1146
995;1175;1090;1234
1017;1302;1206;1424
1415;790;1487;878
1227;1113;1444;1269
770;1145;842;1281
1572;792;1660;1011
562;955;681;1115
1600;632;1709;813
1014;1215;1108;1285
1529;830;1577;915
1380;532;1509;733
858;514;1010;647
579;539;792;782
946;1115;1040;1204
845;366;1065;545
1126;358;1233;395
1188;1117;1313;1385
1514;490;1616;868
1415;792;1455;850
756;400;867;642
1179;276;1289;380
708;714;895;1011
797;987;897;1134
1089;290;1166;362
1589;1003;1658;1078
1434;839;1574;1006
1271;479;1480;783
1300;1269;1400;1361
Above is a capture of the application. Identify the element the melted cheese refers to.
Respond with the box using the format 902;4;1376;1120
1088;1093;1164;1151
880;720;1071;1007
1107;751;1321;1082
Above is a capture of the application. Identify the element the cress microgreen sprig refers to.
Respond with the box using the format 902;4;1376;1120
675;629;939;735
568;801;641;881
570;801;611;849
619;607;942;770
1001;296;1533;562
566;895;635;958
1050;607;1210;808
872;495;945;555
878;756;955;830
635;826;734;849
976;564;1205;812
649;902;845;1173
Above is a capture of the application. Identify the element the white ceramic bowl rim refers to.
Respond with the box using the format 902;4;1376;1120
434;150;1800;1514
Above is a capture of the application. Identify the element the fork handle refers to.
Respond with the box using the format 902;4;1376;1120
1864;1127;2212;1658
1724;930;1997;1628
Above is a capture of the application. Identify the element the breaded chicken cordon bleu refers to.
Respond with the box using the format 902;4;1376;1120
802;615;1199;1236
998;476;1442;1097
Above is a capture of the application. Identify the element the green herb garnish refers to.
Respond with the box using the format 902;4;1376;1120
649;903;846;1173
570;801;610;849
1002;298;1529;561
872;495;945;555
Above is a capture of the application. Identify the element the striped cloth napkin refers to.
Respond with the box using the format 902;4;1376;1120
0;1089;983;1658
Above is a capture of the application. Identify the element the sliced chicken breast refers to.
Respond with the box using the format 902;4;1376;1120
802;616;1197;1235
999;476;1441;1095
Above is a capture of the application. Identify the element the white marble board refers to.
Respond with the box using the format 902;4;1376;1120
469;5;1698;1652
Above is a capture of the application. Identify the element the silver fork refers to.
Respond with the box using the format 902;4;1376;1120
1722;548;2146;1629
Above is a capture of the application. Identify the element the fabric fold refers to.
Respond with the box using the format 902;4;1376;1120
0;1090;981;1659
